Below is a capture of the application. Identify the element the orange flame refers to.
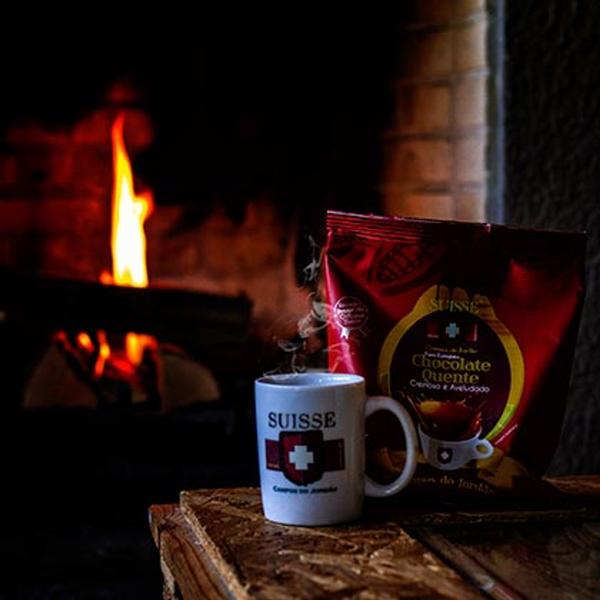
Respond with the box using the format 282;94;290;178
95;330;112;378
72;331;110;378
76;332;94;353
109;114;156;366
110;114;153;288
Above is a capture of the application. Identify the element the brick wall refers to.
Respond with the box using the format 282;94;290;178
382;0;488;221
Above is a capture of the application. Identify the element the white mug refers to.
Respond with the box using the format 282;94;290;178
418;425;494;471
255;372;418;526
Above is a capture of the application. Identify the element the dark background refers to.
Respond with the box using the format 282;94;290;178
0;17;395;228
504;0;600;474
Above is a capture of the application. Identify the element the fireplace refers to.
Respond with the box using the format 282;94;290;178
0;4;495;595
0;4;491;406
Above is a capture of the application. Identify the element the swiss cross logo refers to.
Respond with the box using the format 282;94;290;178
437;447;453;465
279;431;324;485
288;445;314;471
265;432;345;486
445;322;460;339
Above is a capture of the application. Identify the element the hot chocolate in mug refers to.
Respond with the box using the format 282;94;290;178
255;373;418;526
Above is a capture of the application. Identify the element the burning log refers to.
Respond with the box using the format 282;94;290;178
0;267;252;370
24;340;221;412
0;112;252;414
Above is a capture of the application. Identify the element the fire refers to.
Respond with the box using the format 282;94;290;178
76;332;94;353
108;114;156;366
110;114;153;288
54;113;156;385
95;330;112;378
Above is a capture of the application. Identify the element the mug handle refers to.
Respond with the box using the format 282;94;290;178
364;396;418;498
472;438;494;460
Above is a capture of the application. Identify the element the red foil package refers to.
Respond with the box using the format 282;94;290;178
324;211;586;498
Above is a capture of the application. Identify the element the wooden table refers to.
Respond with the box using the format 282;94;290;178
149;477;600;599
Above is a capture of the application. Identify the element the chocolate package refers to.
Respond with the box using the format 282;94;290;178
324;210;586;499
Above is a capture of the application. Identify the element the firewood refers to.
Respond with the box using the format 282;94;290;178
24;344;97;409
0;267;252;368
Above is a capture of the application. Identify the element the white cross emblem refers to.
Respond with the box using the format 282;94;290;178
288;445;314;471
445;322;460;339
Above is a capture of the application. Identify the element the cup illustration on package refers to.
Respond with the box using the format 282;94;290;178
377;286;525;472
418;424;493;470
394;393;494;470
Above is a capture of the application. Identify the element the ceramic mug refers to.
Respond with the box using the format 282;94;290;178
255;372;418;526
418;425;493;471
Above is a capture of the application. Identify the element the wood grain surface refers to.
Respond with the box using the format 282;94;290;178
149;477;600;599
418;521;600;600
179;488;481;600
149;504;231;600
412;477;600;599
